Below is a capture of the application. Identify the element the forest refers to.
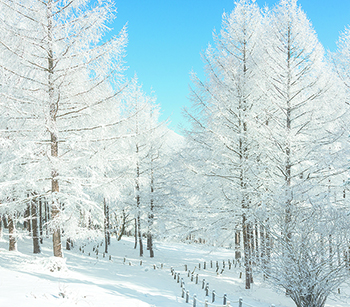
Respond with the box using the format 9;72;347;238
0;1;350;307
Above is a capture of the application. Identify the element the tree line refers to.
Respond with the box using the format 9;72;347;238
0;0;177;260
183;1;350;307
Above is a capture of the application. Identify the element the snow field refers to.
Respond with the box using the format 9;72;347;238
0;234;349;307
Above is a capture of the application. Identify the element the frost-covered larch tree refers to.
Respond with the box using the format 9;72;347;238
261;0;329;246
336;26;350;91
185;0;264;289
0;0;127;257
120;77;166;257
260;1;350;306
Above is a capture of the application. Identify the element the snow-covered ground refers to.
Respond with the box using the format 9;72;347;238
0;233;349;307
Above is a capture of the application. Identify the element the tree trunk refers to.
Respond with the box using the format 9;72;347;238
66;238;72;250
3;215;8;229
292;292;327;307
249;223;255;266
0;214;2;238
117;209;126;241
23;204;29;232
47;0;62;258
260;223;266;274
134;218;138;249
137;212;143;257
255;221;259;264
39;198;43;244
329;234;333;267
135;146;143;257
147;163;155;258
8;215;16;251
235;229;241;259
51;189;62;257
28;201;32;235
104;198;110;254
265;223;271;278
243;214;252;289
45;200;49;237
107;207;110;245
147;233;154;258
31;198;41;254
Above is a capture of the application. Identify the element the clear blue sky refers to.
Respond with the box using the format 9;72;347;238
111;0;350;134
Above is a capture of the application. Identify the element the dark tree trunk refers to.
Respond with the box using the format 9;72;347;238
88;213;93;229
249;224;254;284
39;198;43;244
147;233;154;258
265;223;271;277
31;197;41;254
329;234;333;267
135;147;143;257
291;292;327;307
243;214;252;289
66;238;72;250
8;215;16;251
235;229;241;259
28;201;32;235
24;204;31;233
260;223;266;272
45;200;49;237
3;215;8;229
0;214;2;238
107;208;110;245
147;164;155;258
134;218;138;249
137;212;143;257
117;209;126;241
255;221;259;264
104;198;110;253
250;223;255;264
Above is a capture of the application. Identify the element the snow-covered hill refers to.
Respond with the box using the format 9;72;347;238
0;233;349;307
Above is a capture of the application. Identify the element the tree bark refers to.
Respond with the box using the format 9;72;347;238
31;197;41;254
134;217;138;249
104;198;110;253
39;198;43;244
260;223;266;274
8;215;16;251
235;229;241;259
265;223;271;278
243;214;252;289
47;0;62;258
117;209;126;241
66;238;72;250
45;200;49;237
137;211;143;257
2;215;8;229
135;145;143;257
255;221;259;264
147;162;154;258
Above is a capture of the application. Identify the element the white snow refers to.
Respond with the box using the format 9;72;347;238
0;234;349;307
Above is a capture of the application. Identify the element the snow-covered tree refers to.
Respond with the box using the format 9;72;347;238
117;77;168;257
0;0;127;257
259;1;350;305
260;0;346;254
267;204;350;307
336;26;350;91
185;0;264;289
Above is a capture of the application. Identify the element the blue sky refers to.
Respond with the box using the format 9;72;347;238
111;0;350;134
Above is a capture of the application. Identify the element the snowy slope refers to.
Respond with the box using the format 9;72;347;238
0;234;349;307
